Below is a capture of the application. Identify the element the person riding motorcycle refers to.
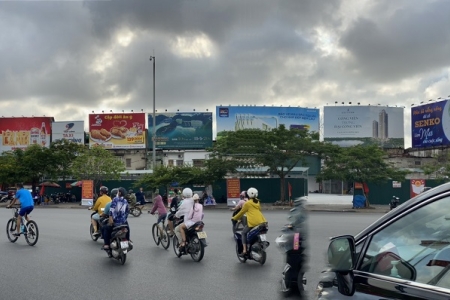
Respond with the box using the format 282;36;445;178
173;188;194;241
231;187;266;257
231;191;248;231
101;187;130;250
90;186;111;236
177;193;204;249
127;189;137;207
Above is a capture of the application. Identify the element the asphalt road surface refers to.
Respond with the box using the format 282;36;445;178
0;208;383;300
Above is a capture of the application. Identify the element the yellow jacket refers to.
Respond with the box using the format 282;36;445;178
232;199;266;227
92;195;112;215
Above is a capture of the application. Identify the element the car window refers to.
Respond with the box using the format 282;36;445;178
359;195;450;289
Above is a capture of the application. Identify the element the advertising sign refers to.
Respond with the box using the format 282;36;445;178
411;99;450;148
410;179;425;198
148;112;213;149
216;106;319;139
323;106;404;148
89;113;146;149
81;180;94;206
227;178;240;207
392;181;402;188
0;117;53;153
52;121;85;144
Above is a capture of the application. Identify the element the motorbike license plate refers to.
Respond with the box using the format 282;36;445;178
259;234;267;241
120;241;129;249
197;231;207;239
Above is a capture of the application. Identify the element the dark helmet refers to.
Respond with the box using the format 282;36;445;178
110;188;119;198
118;187;127;198
99;186;109;194
128;189;134;194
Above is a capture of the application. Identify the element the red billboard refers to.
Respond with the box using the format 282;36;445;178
88;113;146;149
0;117;53;152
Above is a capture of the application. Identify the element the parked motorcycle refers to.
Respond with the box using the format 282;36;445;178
234;222;270;265
105;224;132;265
0;194;13;203
389;196;400;210
172;221;207;262
275;197;308;297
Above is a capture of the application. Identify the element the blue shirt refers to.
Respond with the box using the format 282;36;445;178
15;188;34;208
109;196;129;225
104;202;112;216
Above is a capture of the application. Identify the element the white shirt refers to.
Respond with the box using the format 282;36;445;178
175;198;194;218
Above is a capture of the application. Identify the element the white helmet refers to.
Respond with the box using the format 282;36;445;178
182;188;193;198
247;187;258;199
193;194;199;201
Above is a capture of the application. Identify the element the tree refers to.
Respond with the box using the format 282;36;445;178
209;125;325;202
317;145;408;207
70;146;126;191
50;139;86;180
423;151;450;181
0;152;21;187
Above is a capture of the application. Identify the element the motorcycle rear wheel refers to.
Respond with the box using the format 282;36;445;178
190;236;204;262
259;251;267;265
119;251;127;265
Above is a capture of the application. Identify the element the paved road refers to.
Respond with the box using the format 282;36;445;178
0;208;383;300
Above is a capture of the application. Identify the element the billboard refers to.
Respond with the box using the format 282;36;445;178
411;99;450;148
216;106;320;139
323;106;404;148
88;113;146;149
52;121;85;144
148;112;213;149
0;117;53;152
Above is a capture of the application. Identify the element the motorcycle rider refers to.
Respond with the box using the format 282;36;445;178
127;189;137;207
231;191;248;231
167;188;180;237
90;186;111;236
174;188;194;243
177;193;203;249
231;187;266;257
102;187;130;250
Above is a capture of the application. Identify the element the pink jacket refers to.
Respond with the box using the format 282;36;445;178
185;203;203;228
150;195;167;215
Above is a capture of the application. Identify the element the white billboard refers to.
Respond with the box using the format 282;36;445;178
52;121;85;144
323;106;404;148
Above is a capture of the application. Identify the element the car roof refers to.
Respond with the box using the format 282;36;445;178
355;182;450;241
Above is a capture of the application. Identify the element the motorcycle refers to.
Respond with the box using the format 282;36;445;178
172;221;207;262
275;197;308;297
389;196;400;210
105;224;132;265
234;222;270;265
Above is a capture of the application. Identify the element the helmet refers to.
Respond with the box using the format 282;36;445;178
110;188;119;198
118;187;127;198
182;188;193;198
240;191;246;198
193;194;199;201
99;186;108;194
129;189;134;194
247;187;258;199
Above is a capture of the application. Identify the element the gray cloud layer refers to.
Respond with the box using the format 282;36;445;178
0;0;449;147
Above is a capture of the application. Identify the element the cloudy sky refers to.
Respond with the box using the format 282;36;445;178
1;0;449;147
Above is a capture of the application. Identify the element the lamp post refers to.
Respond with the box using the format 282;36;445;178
149;56;156;169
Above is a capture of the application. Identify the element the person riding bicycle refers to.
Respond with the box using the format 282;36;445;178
231;187;266;257
102;187;130;250
177;193;204;249
149;190;167;222
90;186;111;236
167;188;180;237
7;183;34;237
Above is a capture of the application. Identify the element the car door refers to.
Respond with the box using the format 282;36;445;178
351;192;450;299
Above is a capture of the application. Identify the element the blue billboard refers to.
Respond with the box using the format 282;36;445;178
411;99;450;148
148;112;213;149
216;106;320;139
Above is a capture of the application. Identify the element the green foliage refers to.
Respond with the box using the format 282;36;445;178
50;139;86;180
70;146;125;189
0;152;21;185
423;152;450;182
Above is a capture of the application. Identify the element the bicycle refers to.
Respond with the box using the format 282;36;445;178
6;206;39;246
151;212;170;249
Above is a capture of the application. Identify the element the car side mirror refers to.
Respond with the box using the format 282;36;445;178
328;235;356;272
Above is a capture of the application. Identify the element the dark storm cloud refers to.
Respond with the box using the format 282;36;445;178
340;0;450;82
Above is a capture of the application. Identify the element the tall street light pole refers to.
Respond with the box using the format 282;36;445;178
149;56;156;170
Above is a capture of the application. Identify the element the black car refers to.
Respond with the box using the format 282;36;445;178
316;182;450;300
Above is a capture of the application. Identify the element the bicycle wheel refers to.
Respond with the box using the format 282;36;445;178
152;223;160;246
131;207;142;217
24;220;39;246
6;218;18;243
159;223;170;250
